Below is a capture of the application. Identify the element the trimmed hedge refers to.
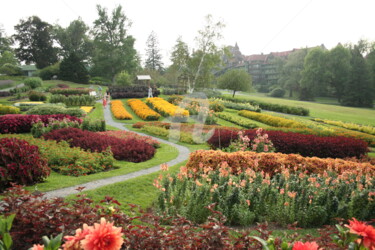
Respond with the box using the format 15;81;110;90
207;128;369;158
49;88;91;96
26;104;86;117
186;150;375;175
109;85;160;99
0;137;50;190
49;94;96;106
43;128;155;162
0;114;82;134
28;91;47;101
221;96;309;116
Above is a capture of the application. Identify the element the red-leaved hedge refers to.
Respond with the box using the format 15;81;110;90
0;114;82;134
0;138;50;190
207;128;369;158
43;128;155;162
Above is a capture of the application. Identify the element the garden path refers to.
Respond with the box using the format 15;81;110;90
44;105;190;199
1;83;24;92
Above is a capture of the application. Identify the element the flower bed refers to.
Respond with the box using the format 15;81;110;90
185;150;375;175
0;104;20;115
207;128;369;158
146;97;189;121
314;118;375;136
49;88;91;96
216;112;258;128
43;128;155;162
0;114;82;134
212;98;261;112
98;130;160;148
127;99;160;121
239;110;307;128
111;100;132;120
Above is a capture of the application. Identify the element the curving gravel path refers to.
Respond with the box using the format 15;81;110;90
44;104;190;199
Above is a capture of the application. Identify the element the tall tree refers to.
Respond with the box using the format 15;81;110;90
0;25;13;54
91;5;137;82
0;51;18;67
59;52;89;84
327;44;351;102
218;69;252;97
54;18;93;61
144;31;164;72
300;47;329;100
341;46;373;107
13;16;57;69
170;37;190;71
189;15;225;93
278;48;308;98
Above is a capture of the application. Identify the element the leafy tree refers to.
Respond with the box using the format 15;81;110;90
54;18;93;61
145;31;164;72
91;5;137;82
13;16;57;69
189;50;221;89
170;37;190;71
59;53;89;84
115;71;132;86
0;51;18;67
327;44;351;102
218;69;252;97
300;47;329;100
0;25;13;54
341;46;374;107
0;63;22;76
189;15;225;93
278;48;308;98
38;62;60;80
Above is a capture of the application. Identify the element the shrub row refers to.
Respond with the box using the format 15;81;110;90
213;98;261;112
98;130;160;148
0;104;20;115
186;150;375;175
207;128;369;158
0;91;11;97
26;104;86;117
28;91;47;101
1;134;114;177
9;85;31;94
314;118;375;136
141;125;203;144
161;87;187;95
0;114;82;134
239;110;307;128
111;100;132;120
0;137;50;190
215;112;258;129
109;85;160;99
43;128;155;162
50;94;96;106
127;99;161;121
146;97;189;121
221;96;310;116
49;88;91;96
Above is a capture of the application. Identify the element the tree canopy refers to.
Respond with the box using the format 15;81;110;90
218;69;252;97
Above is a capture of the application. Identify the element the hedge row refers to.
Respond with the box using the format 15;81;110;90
215;112;258;129
43;128;155;162
26;104;86;117
314;118;375;136
221;96;310;116
109;85;160;99
207;128;369;158
49;94;96;106
0;114;82;134
238;110;307;128
186;150;375;175
49;88;91;96
213;98;261;112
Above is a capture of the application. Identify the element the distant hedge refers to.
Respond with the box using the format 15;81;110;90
109;85;160;99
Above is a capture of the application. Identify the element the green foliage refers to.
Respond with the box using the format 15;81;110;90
28;91;47;101
213;98;261;112
38;63;60;80
49;94;96;106
216;112;258;129
26;104;85;117
141;125;202;144
13;16;57;68
24;77;43;89
40;233;63;250
59;53;89;84
145;31;164;72
269;87;286;97
115;71;132;86
31;119;81;138
9;85;31;94
218;69;252;97
89;76;111;86
0;51;18;67
0;63;22;76
81;117;106;132
0;214;15;250
0;104;20;115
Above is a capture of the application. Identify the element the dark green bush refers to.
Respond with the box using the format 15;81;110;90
26;104;85;117
0;63;23;76
269;87;286;98
28;91;47;101
49;94;96;106
38;63;60;80
81;118;106;132
24;77;43;89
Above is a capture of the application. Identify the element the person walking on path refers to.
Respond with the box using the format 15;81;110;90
102;96;107;108
148;85;153;98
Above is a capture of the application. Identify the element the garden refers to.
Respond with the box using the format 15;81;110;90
0;80;374;249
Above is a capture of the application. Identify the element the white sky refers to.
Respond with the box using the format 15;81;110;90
1;0;375;66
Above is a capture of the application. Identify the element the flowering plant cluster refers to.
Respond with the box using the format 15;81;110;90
99;130;160;148
146;97;189;121
43;128;155;162
0;104;20;115
127;99;161;121
110;100;132;120
216;112;258;128
0;114;82;134
80;106;94;113
31;118;81;138
208;128;369;158
225;129;275;153
239;110;307;128
186;150;375;176
156;163;375;227
314;118;375;136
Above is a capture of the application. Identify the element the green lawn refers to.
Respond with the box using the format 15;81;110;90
222;93;375;126
25;142;179;192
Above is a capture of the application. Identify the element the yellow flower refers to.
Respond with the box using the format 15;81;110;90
110;100;132;120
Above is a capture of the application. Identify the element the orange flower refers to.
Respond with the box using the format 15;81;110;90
246;200;251;206
63;224;91;250
288;191;297;199
31;244;44;250
81;218;124;250
284;202;289;206
160;163;168;171
195;180;203;186
292;241;319;250
346;218;375;249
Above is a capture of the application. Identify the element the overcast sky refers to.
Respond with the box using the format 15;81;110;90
1;0;375;66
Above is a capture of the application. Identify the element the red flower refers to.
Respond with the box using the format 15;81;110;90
81;218;124;250
346;218;375;249
292;241;319;250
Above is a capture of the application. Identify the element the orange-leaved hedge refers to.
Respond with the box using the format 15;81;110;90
186;150;375;176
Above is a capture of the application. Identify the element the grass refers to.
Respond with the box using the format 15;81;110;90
222;93;375;126
87;102;103;119
25;142;179;192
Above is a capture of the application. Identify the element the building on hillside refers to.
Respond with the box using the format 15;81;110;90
20;65;37;77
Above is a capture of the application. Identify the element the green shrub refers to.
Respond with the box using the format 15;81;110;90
0;104;20;115
49;94;96;106
9;85;31;94
208;101;224;112
28;91;47;101
26;104;85;117
269;87;286;97
89;76;111;86
213;98;261;112
115;71;132;86
0;63;22;76
59;53;89;84
24;77;43;89
216;112;258;129
38;63;60;80
81;118;106;132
